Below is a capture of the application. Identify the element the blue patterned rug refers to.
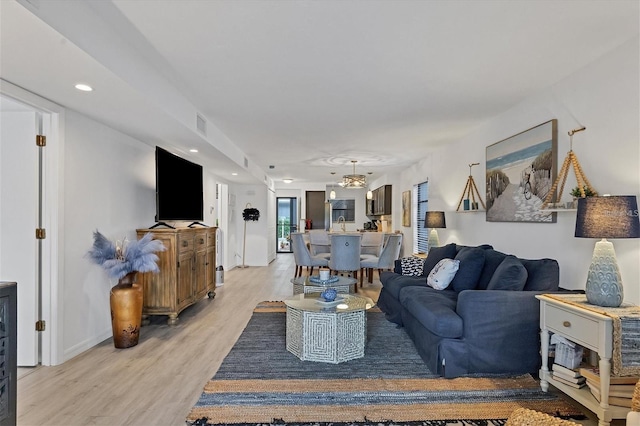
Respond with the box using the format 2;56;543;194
187;302;583;425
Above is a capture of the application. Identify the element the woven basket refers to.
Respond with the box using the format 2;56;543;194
505;407;579;426
631;381;640;412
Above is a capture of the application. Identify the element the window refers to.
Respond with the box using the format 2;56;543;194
412;180;428;254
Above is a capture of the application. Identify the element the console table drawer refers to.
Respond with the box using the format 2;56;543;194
545;303;598;348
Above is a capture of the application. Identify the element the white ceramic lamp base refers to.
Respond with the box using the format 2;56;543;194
585;238;623;307
428;229;440;249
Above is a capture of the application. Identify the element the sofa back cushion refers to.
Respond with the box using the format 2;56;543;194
450;247;486;292
422;243;458;276
520;258;560;291
476;249;508;290
486;255;528;291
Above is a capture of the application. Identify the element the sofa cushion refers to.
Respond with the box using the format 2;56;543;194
422;243;457;276
381;272;429;299
520;258;560;291
394;256;426;276
427;259;460;290
476;249;508;290
450;247;486;292
399;286;462;338
486;255;528;291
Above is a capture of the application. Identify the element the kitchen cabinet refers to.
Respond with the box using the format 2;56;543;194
369;185;392;216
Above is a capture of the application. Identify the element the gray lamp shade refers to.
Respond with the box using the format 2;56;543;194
575;196;640;239
424;211;446;229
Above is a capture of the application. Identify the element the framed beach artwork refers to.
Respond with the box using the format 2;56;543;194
485;120;558;223
402;190;411;227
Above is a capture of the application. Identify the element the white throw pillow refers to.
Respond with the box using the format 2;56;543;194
427;258;460;290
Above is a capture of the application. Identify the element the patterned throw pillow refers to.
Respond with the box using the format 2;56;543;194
427;258;460;290
399;257;426;276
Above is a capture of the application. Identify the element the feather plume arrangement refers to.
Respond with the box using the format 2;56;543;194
87;230;166;280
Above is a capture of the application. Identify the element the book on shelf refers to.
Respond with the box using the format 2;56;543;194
586;381;633;407
553;374;586;389
585;379;636;397
579;367;640;386
552;363;582;379
553;371;585;384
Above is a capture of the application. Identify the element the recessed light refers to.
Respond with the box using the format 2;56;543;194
232;173;238;176
283;179;293;184
189;149;198;153
74;83;93;92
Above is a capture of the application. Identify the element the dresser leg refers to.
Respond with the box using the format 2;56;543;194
167;314;178;325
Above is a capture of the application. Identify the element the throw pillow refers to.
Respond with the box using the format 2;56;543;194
422;243;457;276
450;247;486;292
427;258;460;290
396;257;426;276
486;255;528;291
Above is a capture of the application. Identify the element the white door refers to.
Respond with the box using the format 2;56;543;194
0;97;40;366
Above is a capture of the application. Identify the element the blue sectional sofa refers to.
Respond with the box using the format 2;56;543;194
377;243;560;378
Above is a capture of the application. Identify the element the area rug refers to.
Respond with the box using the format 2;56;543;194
187;301;583;425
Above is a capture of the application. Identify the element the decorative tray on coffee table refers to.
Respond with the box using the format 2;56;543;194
309;275;339;284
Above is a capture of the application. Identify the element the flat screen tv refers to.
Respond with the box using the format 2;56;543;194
155;146;204;222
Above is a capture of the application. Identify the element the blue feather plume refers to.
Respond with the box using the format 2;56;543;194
87;230;166;280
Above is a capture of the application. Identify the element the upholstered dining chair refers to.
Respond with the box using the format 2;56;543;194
360;232;384;256
308;229;331;257
359;233;403;287
328;234;362;287
291;232;329;278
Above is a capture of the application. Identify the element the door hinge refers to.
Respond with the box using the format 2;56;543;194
36;228;46;239
36;135;46;147
36;320;46;332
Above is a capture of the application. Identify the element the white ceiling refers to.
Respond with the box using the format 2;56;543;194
1;0;638;186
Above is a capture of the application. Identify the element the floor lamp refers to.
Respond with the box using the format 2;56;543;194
241;204;260;268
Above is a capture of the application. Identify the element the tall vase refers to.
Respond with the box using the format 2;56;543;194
110;272;143;348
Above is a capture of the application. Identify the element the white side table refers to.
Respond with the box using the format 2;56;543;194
537;294;631;426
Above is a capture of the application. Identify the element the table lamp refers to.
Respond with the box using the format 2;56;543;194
424;211;446;249
574;195;640;307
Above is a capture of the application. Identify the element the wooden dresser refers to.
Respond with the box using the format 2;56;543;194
136;227;216;325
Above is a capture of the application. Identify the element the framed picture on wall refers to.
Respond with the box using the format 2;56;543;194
402;190;411;227
485;119;557;223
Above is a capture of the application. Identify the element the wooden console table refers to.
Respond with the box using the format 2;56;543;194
537;294;633;426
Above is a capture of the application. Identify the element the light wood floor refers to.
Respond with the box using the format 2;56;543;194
17;254;613;425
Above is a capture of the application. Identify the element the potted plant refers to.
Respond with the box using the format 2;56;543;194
570;185;596;198
87;230;166;348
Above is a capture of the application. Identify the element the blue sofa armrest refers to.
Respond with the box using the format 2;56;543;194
452;290;545;375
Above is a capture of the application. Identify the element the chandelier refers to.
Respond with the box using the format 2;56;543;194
339;160;367;188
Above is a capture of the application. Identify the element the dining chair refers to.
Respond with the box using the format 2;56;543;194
308;229;331;257
328;234;362;287
291;232;329;278
359;234;403;287
360;232;384;256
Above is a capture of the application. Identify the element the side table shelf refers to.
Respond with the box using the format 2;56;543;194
536;294;631;426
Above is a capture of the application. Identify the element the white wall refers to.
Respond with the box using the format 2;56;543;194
232;184;271;266
62;110;156;360
398;37;640;303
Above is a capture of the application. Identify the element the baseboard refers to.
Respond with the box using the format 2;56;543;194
63;329;112;362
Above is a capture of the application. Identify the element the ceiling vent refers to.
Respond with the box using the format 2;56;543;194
244;157;249;168
196;113;207;135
